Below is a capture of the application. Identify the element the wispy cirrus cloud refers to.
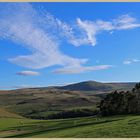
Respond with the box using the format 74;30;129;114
0;3;140;74
123;59;140;65
16;71;40;76
123;60;132;65
53;65;113;74
0;84;42;90
76;15;140;47
114;15;140;30
0;3;87;70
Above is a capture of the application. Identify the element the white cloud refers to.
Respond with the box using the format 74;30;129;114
123;60;132;65
0;3;139;74
53;65;113;74
76;18;98;46
43;14;140;48
0;3;87;70
132;59;140;62
75;15;140;47
114;15;140;30
123;59;140;65
16;71;40;76
0;84;42;90
56;19;93;47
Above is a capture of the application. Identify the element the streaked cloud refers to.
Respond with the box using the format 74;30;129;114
0;3;139;74
0;3;87;70
123;59;140;65
114;15;140;30
132;59;140;62
53;65;113;74
75;15;140;47
16;71;40;76
123;60;132;65
0;84;42;90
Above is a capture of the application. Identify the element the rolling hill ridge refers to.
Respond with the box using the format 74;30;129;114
51;81;136;93
0;80;136;119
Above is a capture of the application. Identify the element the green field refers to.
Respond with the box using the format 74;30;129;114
0;115;140;138
0;81;135;119
0;81;138;138
0;88;101;119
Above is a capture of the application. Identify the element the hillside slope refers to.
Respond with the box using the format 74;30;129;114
0;81;136;119
0;108;23;118
0;89;100;119
55;81;135;92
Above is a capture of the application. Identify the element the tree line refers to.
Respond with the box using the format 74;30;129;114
25;83;140;120
99;83;140;116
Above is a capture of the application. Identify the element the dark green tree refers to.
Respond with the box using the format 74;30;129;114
99;83;140;116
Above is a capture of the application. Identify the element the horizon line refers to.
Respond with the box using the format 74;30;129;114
0;80;138;91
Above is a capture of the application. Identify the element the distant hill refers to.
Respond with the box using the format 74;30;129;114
0;88;100;119
54;81;136;93
0;80;136;119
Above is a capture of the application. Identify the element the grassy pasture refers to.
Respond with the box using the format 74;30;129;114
0;115;140;138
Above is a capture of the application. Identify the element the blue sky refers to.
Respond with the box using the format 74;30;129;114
0;2;140;89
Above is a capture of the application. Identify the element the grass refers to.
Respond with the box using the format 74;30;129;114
0;89;100;119
0;108;23;118
0;82;137;138
0;81;134;120
1;115;140;137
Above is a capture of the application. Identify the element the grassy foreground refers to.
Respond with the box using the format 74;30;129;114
0;115;140;137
